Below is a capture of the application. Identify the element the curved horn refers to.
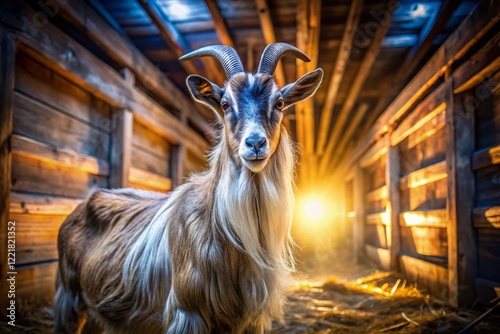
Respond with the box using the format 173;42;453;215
257;42;311;76
179;45;244;79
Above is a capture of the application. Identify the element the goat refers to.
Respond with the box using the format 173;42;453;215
54;43;323;334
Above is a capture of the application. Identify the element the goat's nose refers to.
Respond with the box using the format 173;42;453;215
245;135;267;152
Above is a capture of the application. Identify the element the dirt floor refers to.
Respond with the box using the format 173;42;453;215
2;250;500;333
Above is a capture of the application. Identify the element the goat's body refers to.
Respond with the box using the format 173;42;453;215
55;130;295;333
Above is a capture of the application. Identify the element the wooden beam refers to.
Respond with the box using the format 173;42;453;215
11;135;109;176
445;81;477;307
366;0;463;134
46;0;214;135
321;103;368;176
129;167;172;192
400;255;448;298
110;109;133;188
365;244;391;271
171;144;186;188
400;160;447;189
204;0;234;47
320;1;397;172
88;0;129;38
386;142;401;270
254;0;286;87
0;27;15;316
353;164;366;262
338;0;500;176
138;0;224;86
10;192;82;216
316;0;363;155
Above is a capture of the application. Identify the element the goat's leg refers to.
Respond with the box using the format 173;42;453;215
53;285;85;334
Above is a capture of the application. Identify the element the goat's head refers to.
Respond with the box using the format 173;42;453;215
181;43;323;173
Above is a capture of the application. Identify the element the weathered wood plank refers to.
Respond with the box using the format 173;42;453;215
366;185;388;202
400;160;447;189
171;144;186;188
204;0;234;47
316;0;363;155
10;192;82;216
12;134;109;176
13;92;110;160
386;142;401;270
407;109;446;149
446;81;477;306
129;167;172;192
10;213;65;265
477;228;500;283
11;154;107;199
340;0;500;175
0;27;15;315
132;121;170;160
400;255;448;298
16;262;58;305
390;86;446;146
110;109;132;188
15;53;112;133
353;164;365;262
472;144;500;170
400;209;448;228
365;244;391;271
473;206;500;228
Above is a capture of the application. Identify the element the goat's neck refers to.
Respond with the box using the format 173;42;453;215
208;128;295;271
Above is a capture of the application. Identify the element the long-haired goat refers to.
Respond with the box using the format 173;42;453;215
54;43;323;333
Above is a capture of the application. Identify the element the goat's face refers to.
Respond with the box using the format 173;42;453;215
182;43;324;172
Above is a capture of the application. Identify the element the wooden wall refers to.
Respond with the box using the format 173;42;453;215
0;1;209;311
342;0;500;307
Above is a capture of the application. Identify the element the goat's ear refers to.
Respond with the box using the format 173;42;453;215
186;74;223;117
281;68;323;109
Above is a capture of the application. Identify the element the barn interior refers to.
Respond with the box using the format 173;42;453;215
1;0;500;332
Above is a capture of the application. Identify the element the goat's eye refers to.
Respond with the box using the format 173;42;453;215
275;99;285;110
221;101;230;111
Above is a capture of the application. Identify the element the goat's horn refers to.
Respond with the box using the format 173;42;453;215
257;43;311;76
179;45;244;79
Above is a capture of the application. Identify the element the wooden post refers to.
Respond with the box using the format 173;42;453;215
445;80;477;307
171;144;186;188
385;135;401;270
0;28;16;316
109;109;133;188
353;164;365;262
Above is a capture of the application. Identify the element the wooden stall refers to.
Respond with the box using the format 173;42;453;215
342;0;500;306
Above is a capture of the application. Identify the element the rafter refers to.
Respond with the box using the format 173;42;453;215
296;0;321;155
316;0;363;155
254;0;286;87
362;0;462;136
204;0;235;47
319;1;398;176
322;103;369;176
139;0;225;85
